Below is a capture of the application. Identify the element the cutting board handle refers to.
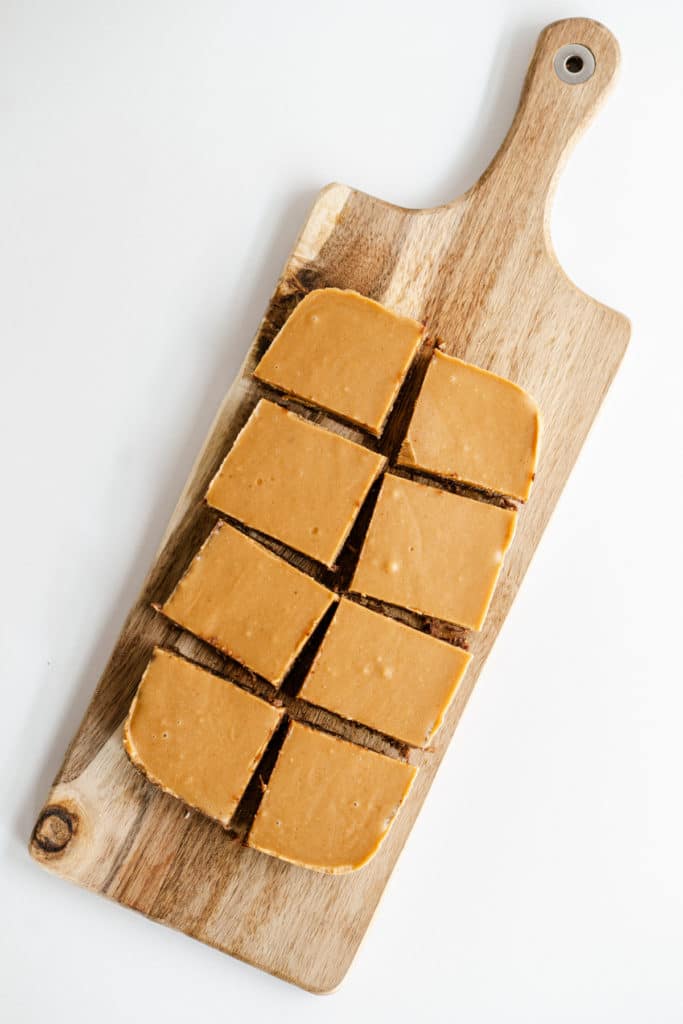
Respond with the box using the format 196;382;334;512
475;18;621;231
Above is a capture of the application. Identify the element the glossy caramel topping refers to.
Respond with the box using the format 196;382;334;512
248;721;416;872
123;648;283;825
161;522;336;684
253;288;423;434
351;475;516;630
207;400;384;566
399;350;541;501
299;599;471;746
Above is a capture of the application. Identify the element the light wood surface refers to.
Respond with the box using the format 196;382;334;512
30;18;629;994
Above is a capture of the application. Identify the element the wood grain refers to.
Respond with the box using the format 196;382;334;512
30;18;629;993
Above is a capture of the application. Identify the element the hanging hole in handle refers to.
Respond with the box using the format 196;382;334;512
565;54;583;73
553;43;595;85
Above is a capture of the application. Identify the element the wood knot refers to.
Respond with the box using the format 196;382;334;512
32;805;78;855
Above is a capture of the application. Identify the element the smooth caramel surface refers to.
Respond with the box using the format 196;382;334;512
123;649;283;825
351;475;516;630
248;721;416;873
206;400;384;566
399;350;541;501
161;522;336;684
299;599;471;746
253;288;423;435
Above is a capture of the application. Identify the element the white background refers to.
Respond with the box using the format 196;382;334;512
2;1;682;1020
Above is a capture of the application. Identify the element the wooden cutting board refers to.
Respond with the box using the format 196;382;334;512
30;17;629;993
